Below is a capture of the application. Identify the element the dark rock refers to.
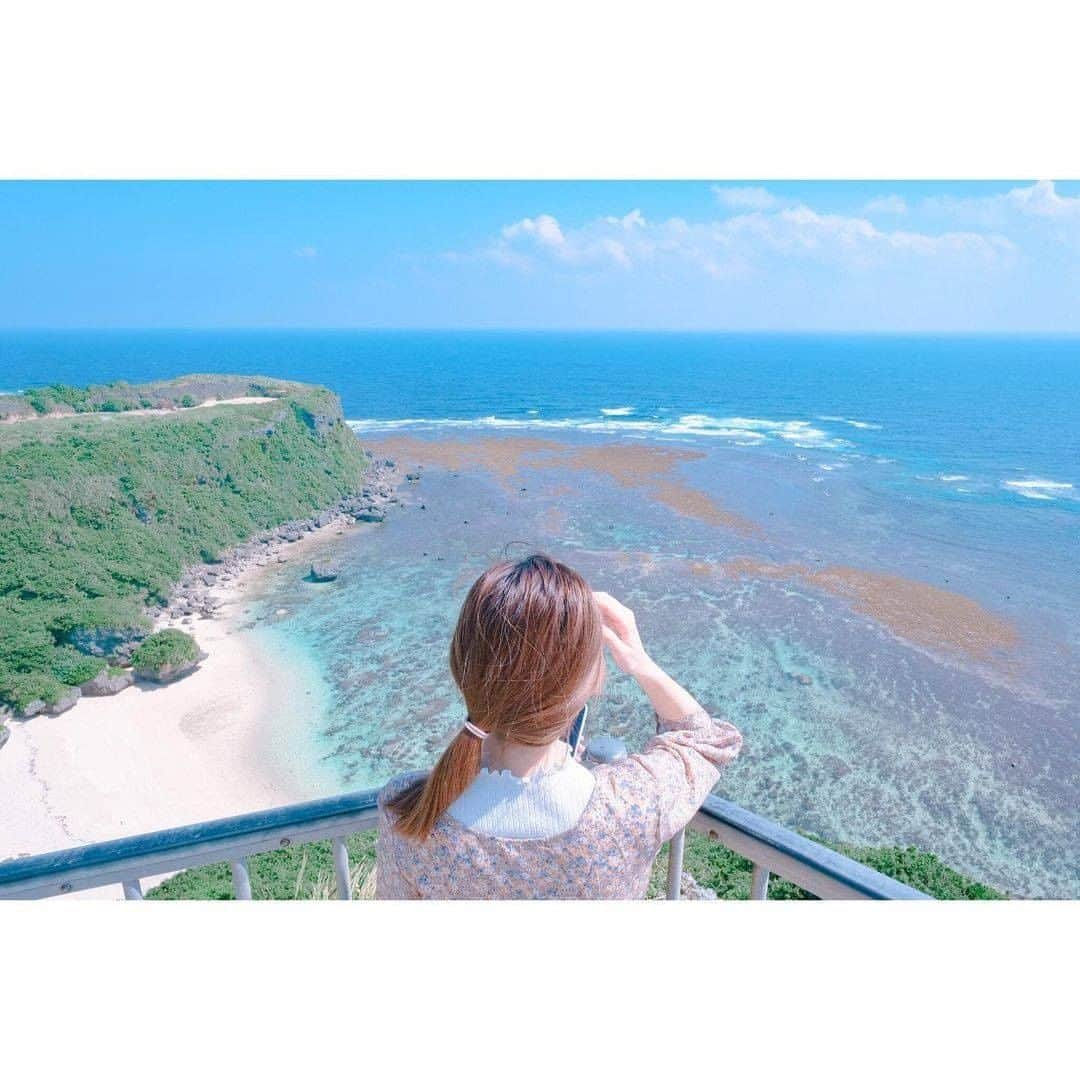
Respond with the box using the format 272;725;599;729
62;625;147;659
45;688;81;716
354;510;385;523
0;723;8;752
309;561;340;583
383;458;396;468
112;641;142;663
80;669;135;697
406;472;421;482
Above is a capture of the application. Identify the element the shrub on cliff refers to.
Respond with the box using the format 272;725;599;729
130;629;200;672
0;671;67;713
49;648;107;687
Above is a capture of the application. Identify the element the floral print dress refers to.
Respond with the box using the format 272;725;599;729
376;708;743;899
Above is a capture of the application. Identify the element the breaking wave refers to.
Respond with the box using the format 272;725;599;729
347;412;855;450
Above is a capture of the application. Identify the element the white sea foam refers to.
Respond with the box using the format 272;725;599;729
817;415;882;430
938;474;970;482
347;412;854;450
1002;478;1075;501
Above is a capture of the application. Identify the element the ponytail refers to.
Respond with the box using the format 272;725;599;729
386;553;602;842
385;727;483;840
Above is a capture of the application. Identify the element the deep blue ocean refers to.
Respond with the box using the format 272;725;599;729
3;330;1078;895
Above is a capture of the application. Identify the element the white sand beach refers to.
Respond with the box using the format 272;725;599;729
0;527;349;899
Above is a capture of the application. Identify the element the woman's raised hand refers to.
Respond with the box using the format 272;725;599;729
593;591;652;677
593;590;704;724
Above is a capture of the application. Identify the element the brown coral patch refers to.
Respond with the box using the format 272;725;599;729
806;565;1019;659
363;435;761;537
363;434;562;480
703;557;1018;661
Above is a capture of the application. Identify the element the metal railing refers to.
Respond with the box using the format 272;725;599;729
0;742;929;901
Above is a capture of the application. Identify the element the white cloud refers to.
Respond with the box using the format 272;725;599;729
295;245;318;258
491;210;646;270
864;194;908;215
477;199;1014;279
922;180;1080;231
501;214;566;248
1003;179;1080;219
713;185;778;210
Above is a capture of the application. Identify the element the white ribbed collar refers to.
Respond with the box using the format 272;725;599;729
446;745;596;840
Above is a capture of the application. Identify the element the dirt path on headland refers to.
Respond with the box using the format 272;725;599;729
0;395;276;424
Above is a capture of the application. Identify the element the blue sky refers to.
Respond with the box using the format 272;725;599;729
2;181;1079;331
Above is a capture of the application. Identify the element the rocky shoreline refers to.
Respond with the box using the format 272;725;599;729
159;454;403;625
0;452;405;728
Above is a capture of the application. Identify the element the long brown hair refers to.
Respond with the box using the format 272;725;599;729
386;552;602;840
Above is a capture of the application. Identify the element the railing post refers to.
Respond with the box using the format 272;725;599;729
231;859;252;900
750;862;770;900
666;829;686;900
332;837;351;900
122;879;144;900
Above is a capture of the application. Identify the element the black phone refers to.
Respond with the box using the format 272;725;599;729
567;703;589;757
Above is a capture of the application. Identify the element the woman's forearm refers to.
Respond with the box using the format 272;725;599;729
631;656;704;725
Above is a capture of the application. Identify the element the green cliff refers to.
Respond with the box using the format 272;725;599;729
0;376;368;713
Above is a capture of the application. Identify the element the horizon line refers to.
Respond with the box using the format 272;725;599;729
4;326;1080;338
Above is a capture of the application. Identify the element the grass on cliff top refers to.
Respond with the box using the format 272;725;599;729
146;826;1004;900
0;376;368;710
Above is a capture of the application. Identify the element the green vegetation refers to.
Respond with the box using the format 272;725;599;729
645;829;1005;899
148;832;378;900
2;671;69;712
147;826;1003;900
0;375;368;713
49;647;107;686
130;629;200;672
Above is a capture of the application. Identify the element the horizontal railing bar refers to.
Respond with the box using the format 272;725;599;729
691;795;929;900
1;779;930;901
0;807;382;900
0;790;381;900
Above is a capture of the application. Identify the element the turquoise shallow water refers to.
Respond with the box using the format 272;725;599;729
243;440;1078;898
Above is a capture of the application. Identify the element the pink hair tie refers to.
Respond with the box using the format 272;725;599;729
462;719;489;740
